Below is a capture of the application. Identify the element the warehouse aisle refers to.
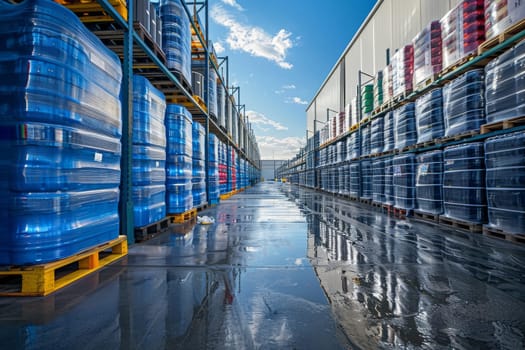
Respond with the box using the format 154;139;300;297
0;182;524;349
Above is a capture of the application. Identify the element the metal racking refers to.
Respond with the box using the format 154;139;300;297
61;0;261;243
277;27;525;207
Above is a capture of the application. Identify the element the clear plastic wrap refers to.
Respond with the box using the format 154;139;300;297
394;102;417;150
0;0;122;265
347;131;360;160
361;123;371;157
192;62;217;118
165;104;192;157
485;0;525;40
441;1;485;70
133;185;166;227
165;104;192;214
393;154;416;210
443;142;486;223
330;114;337;140
160;0;191;85
372;158;385;203
443;69;485;137
336;140;346;164
338;111;347;136
132;75;167;227
133;75;167;147
192;121;205;160
208;133;220;202
382;65;393;103
350;97;359;128
392;44;414;97
484;131;525;234
416;88;444;143
485;40;525;124
413;21;442;86
370;115;385;154
374;71;384;107
191;122;207;207
383;111;395;152
384;157;395;205
416;150;443;214
361;84;374;114
132;145;166;186
218;141;228;194
349;162;361;197
217;84;226;128
361;160;373;199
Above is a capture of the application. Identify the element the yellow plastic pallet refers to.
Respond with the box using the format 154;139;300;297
0;236;128;297
57;0;128;22
169;208;197;223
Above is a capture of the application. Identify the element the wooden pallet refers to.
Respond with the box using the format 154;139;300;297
91;23;166;66
412;139;439;149
392;91;412;105
371;201;383;209
196;202;209;212
478;18;525;55
439;52;477;79
391;207;412;219
348;195;359;202
480;116;525;134
382;204;394;213
437;129;480;144
168;94;207;114
438;216;482;233
372;101;392;116
413;210;439;223
220;192;233;200
414;73;439;92
482;226;525;245
134;217;170;242
359;197;372;205
58;0;128;22
171;217;197;235
132;22;165;63
0;236;127;297
169;208;198;224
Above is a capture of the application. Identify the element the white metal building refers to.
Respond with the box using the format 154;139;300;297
306;0;462;132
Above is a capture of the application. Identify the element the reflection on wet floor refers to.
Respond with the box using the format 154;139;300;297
287;184;525;349
0;182;524;349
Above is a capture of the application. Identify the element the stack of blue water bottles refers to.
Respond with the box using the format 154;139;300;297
192;122;207;206
160;0;191;85
208;133;220;204
165;105;193;214
0;0;122;265
132;75;167;228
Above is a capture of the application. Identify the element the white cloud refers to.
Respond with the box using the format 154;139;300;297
275;89;284;94
286;97;308;105
256;135;305;160
211;5;293;69
214;42;225;54
283;84;296;89
246;110;287;131
221;0;243;11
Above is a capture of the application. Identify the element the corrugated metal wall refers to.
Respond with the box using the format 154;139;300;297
306;0;461;132
315;65;341;124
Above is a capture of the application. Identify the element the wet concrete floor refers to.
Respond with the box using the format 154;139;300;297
0;182;524;349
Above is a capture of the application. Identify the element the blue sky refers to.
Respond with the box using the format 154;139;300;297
208;0;377;159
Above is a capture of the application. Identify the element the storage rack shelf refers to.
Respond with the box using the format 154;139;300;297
277;28;525;243
60;0;261;243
